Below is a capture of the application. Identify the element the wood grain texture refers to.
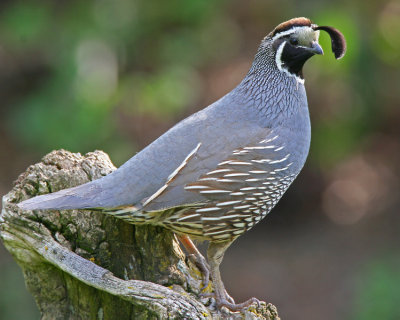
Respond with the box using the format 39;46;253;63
0;149;279;320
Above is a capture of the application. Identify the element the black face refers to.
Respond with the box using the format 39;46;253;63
273;37;315;78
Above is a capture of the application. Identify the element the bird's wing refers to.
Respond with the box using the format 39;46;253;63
18;99;270;211
140;126;298;241
141;126;295;212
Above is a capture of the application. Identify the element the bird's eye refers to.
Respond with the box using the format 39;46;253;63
289;38;299;46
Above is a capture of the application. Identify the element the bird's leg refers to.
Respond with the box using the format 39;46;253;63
177;235;210;290
207;240;260;312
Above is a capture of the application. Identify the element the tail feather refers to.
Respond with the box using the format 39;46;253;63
18;181;106;210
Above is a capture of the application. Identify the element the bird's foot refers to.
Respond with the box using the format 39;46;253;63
187;252;210;290
201;291;259;312
217;297;260;312
200;290;235;304
177;235;211;290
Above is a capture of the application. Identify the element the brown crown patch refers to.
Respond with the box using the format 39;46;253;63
271;17;312;37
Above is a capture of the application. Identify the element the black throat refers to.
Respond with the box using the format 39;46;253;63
279;42;314;78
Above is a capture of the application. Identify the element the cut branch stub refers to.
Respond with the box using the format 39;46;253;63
0;149;279;320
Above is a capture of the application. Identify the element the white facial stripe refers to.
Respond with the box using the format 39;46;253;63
272;26;315;41
275;41;305;84
275;41;286;72
272;29;296;41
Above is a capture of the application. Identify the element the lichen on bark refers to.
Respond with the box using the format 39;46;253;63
0;149;280;320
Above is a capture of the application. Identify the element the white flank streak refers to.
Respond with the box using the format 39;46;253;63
184;185;210;190
274;146;284;151
261;135;279;144
246;178;261;182
249;170;268;174
217;179;238;183
275;41;305;84
144;143;201;207
274;167;289;172
200;189;231;194
233;150;249;155
269;155;290;164
244;145;275;150
252;159;271;164
198;177;218;181
207;168;232;175
230;192;245;196
228;161;252;165
233;205;252;210
240;187;257;191
177;213;201;221
224;173;250;177
217;200;243;206
220;214;241;220
218;160;233;166
196;207;221;213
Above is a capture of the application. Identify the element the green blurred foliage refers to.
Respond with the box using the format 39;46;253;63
2;0;398;168
1;0;242;164
351;257;400;320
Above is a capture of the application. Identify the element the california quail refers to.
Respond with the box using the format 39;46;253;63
19;17;346;311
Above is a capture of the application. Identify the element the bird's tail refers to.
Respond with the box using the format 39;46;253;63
18;180;112;211
18;186;153;225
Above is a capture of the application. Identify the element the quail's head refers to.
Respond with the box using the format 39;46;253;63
259;17;346;82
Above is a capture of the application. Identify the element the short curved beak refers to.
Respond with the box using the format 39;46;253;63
308;41;324;55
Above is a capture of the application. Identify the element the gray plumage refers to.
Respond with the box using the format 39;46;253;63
20;46;310;214
18;17;346;311
19;48;310;231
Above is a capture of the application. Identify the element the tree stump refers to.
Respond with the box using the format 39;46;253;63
0;150;280;320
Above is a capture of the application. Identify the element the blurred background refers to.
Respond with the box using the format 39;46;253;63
0;0;399;319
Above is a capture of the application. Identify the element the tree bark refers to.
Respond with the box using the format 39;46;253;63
0;150;280;320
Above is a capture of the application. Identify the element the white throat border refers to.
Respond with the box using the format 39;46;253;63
275;41;305;85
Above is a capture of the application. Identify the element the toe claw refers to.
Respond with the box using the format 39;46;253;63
224;290;235;304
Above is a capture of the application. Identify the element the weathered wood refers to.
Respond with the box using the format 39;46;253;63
0;149;280;320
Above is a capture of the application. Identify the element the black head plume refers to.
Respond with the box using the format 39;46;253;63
313;25;346;59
